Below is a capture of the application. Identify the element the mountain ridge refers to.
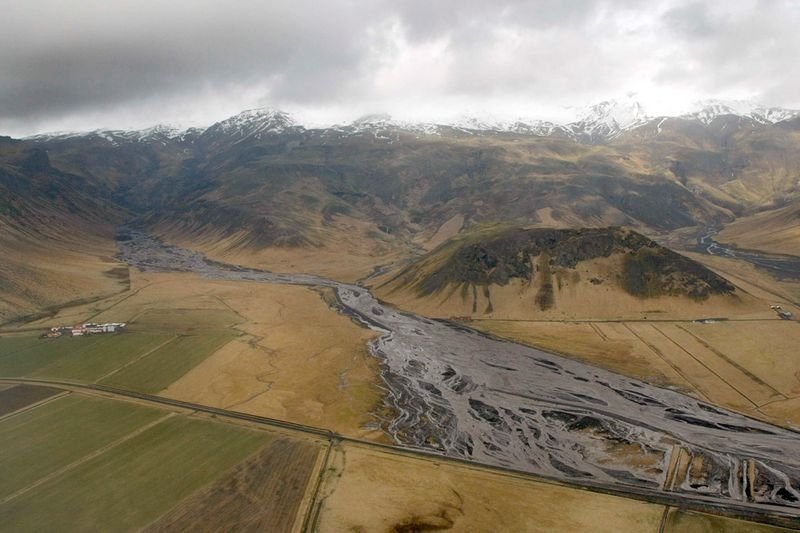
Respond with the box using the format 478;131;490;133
21;98;800;145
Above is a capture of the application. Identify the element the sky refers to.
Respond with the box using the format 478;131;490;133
1;0;799;136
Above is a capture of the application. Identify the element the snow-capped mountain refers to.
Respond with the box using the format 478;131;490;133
200;108;299;142
566;98;649;140
682;100;800;125
324;113;449;138
21;98;800;147
450;115;567;137
24;123;200;145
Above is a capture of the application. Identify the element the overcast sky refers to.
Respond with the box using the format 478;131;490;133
2;0;799;136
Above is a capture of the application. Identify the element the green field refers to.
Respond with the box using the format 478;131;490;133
32;333;175;382
0;333;173;380
0;329;235;393
0;395;164;499
0;335;42;359
0;334;94;376
0;410;270;532
100;333;236;393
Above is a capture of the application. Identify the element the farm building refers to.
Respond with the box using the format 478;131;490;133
45;322;127;338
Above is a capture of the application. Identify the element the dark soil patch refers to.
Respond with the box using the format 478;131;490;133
0;384;61;417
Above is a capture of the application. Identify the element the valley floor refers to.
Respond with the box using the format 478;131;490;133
1;238;799;530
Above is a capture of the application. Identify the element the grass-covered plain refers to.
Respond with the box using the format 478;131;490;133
100;332;237;393
0;404;270;533
0;394;164;499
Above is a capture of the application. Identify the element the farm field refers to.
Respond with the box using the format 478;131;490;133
32;333;175;382
0;393;273;533
0;394;165;500
0;335;42;358
99;332;237;393
312;442;792;532
0;332;167;379
0;330;234;396
144;435;323;532
471;318;800;429
0;384;63;417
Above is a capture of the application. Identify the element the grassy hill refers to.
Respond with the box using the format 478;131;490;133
372;227;760;320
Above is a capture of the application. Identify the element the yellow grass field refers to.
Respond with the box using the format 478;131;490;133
313;442;792;532
161;283;386;440
315;442;666;532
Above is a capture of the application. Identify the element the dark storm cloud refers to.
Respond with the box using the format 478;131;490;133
0;0;798;135
0;0;372;121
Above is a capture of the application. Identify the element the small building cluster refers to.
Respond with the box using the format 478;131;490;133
43;322;126;338
771;305;794;320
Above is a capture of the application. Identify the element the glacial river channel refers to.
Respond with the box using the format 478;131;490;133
117;230;800;522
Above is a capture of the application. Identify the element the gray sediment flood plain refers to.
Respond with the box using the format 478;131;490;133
117;230;800;517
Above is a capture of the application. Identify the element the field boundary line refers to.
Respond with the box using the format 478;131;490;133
650;325;757;409
94;335;179;383
83;281;155;322
0;390;70;422
622;324;712;403
0;412;175;505
658;506;671;533
674;325;785;402
299;438;335;533
589;322;608;341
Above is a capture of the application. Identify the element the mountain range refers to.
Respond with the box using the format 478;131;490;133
1;97;799;321
24;97;800;145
